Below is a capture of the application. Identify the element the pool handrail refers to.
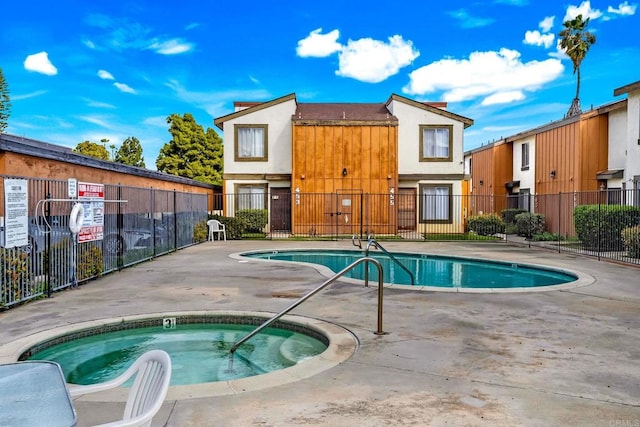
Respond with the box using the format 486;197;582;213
364;238;416;286
229;256;385;355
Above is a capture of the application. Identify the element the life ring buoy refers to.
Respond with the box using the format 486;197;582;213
69;203;85;234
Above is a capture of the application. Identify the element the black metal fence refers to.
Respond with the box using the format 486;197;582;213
216;189;640;265
1;176;208;309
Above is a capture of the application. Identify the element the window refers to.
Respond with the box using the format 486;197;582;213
420;125;452;161
419;184;452;223
236;184;267;210
235;125;268;161
519;189;530;211
521;143;529;170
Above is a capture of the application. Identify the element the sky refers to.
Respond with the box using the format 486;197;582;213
1;0;638;169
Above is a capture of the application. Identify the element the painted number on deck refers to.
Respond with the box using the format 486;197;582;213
163;317;177;329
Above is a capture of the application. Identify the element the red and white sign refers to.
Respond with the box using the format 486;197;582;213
78;182;105;243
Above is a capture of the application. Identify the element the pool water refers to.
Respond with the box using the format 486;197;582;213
244;250;576;288
28;323;327;386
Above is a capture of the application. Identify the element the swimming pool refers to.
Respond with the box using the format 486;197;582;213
241;249;579;290
18;312;358;395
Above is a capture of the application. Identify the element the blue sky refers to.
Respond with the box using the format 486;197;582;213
2;0;638;168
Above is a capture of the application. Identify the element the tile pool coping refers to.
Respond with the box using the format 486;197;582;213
231;248;595;293
0;311;358;401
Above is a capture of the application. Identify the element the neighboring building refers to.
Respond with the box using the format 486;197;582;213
214;93;473;236
464;80;640;233
0;133;219;213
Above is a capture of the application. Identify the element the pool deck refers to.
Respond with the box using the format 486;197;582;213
1;240;639;426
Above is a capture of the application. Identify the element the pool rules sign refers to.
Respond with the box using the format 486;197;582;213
77;182;104;243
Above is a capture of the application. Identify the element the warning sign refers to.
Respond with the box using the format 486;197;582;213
78;182;105;243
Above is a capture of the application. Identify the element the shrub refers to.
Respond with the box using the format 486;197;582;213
77;242;103;281
515;212;545;238
236;209;268;233
0;249;32;306
209;214;246;240
621;225;640;258
530;232;564;242
574;205;640;250
501;208;528;225
193;220;208;242
467;214;505;236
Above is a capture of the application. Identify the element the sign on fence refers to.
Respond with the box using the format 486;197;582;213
3;179;29;248
78;182;104;243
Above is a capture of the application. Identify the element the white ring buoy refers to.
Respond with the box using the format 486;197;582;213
69;203;85;234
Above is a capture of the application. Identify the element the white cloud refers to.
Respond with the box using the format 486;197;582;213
185;22;200;31
147;38;194;55
97;69;114;80
296;28;342;57
12;90;48;101
336;35;419;83
447;9;495;28
540;16;555;32
24;51;58;75
564;1;603;21
76;115;112;128
607;1;637;15
113;82;136;94
482;91;526;106
143;116;169;127
524;30;555;48
83;39;96;49
84;98;116;109
403;48;564;105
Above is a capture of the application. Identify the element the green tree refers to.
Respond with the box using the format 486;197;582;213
0;68;11;133
115;136;146;167
156;113;223;185
559;14;596;117
73;140;111;160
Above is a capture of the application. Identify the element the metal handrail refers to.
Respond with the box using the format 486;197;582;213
365;238;416;286
229;256;385;355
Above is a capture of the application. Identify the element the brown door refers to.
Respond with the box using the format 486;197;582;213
398;188;416;230
270;188;291;231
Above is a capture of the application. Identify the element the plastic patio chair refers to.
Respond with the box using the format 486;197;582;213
69;349;172;427
207;219;227;241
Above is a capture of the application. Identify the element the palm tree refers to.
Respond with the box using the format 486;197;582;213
559;14;596;117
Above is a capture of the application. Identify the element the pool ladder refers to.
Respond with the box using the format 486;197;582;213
229;256;385;355
229;238;414;355
353;236;416;286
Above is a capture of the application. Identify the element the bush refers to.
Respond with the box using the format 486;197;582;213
193;220;208;242
515;212;545;238
574;205;640;250
0;249;32;306
77;242;103;281
621;225;640;258
209;214;246;240
501;208;528;225
467;214;505;236
236;209;268;233
530;232;564;242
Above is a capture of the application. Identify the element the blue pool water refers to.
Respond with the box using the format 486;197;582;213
243;250;577;289
27;323;327;386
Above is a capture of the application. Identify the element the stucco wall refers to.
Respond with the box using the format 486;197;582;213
390;100;465;176
512;135;535;194
625;89;640;183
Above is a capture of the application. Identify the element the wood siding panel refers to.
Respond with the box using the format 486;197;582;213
291;123;398;235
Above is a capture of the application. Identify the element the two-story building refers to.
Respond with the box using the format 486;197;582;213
214;93;473;236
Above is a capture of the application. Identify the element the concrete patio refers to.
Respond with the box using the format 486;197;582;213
1;240;639;426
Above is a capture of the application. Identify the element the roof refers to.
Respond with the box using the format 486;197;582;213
293;103;397;123
613;80;640;97
0;133;217;190
386;94;474;128
214;93;474;129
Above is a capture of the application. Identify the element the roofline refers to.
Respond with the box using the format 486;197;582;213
0;134;218;190
386;93;474;128
213;93;297;130
613;80;640;97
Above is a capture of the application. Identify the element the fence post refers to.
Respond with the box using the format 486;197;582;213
173;189;178;249
117;185;123;270
558;192;561;253
45;188;52;298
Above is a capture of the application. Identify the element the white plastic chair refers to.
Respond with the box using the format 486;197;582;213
69;349;172;427
207;219;227;241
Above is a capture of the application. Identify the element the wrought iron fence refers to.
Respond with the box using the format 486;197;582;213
216;189;640;266
1;176;208;309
